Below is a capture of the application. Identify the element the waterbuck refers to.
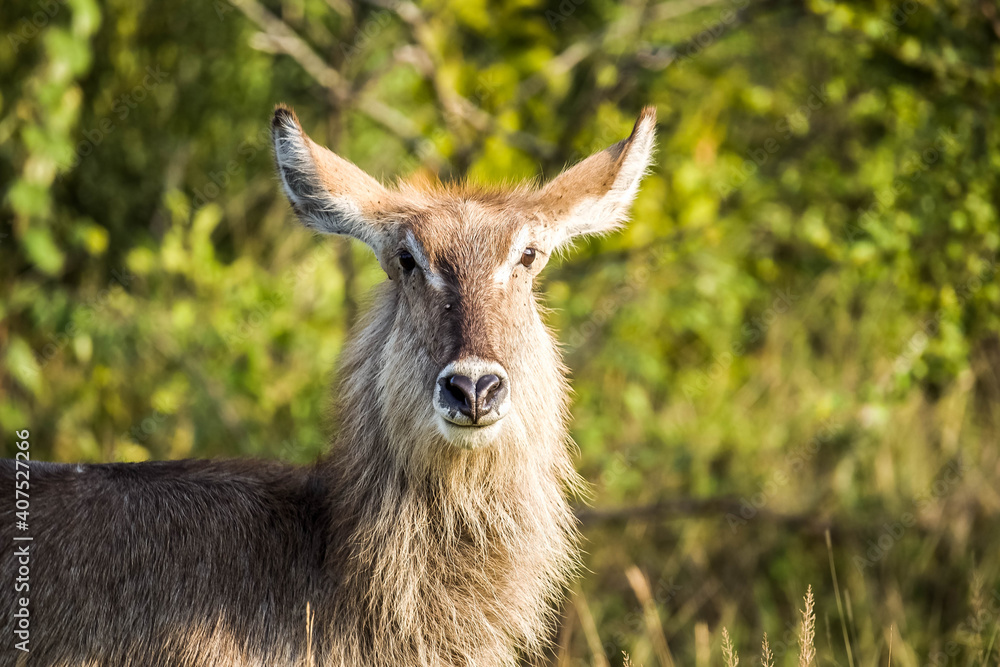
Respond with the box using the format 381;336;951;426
1;104;656;666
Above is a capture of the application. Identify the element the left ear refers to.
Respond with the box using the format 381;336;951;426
533;107;656;249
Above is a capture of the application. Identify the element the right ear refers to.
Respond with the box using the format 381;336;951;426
271;105;393;254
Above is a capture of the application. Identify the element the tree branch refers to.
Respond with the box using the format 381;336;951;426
362;0;558;166
575;497;837;534
229;0;431;151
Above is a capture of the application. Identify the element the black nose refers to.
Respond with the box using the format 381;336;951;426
442;373;503;423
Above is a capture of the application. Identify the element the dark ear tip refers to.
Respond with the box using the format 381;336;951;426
636;105;657;130
272;104;298;133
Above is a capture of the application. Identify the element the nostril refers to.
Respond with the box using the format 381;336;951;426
476;374;502;414
445;375;477;417
476;374;500;400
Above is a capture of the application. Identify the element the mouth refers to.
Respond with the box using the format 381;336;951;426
434;417;506;450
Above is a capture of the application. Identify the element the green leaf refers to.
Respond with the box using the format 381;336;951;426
21;226;65;275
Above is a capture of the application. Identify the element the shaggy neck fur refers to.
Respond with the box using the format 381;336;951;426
319;283;582;667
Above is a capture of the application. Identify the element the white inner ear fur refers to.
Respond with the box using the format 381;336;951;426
323;196;385;252
272;111;389;256
272;120;307;208
542;111;656;250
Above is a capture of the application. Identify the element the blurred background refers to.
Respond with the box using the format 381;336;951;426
2;0;999;664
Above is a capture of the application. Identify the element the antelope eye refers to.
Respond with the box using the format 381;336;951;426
399;251;416;272
520;248;536;268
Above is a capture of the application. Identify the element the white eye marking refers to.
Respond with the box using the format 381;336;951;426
403;229;446;291
493;226;533;285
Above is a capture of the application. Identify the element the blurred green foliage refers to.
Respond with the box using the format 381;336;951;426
1;0;999;664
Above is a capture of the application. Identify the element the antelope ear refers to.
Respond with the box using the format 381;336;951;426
534;107;656;249
272;105;393;253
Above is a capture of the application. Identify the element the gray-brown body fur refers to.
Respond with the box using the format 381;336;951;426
1;105;655;666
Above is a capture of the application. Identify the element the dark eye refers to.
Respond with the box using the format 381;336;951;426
399;251;416;272
520;248;536;268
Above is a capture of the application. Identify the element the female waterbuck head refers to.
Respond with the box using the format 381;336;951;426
273;105;656;464
269;108;655;664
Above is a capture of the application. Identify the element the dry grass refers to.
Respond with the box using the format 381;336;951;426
626;565;677;667
798;586;816;667
761;633;774;667
565;501;1000;667
721;628;738;667
619;586;820;667
304;601;315;667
